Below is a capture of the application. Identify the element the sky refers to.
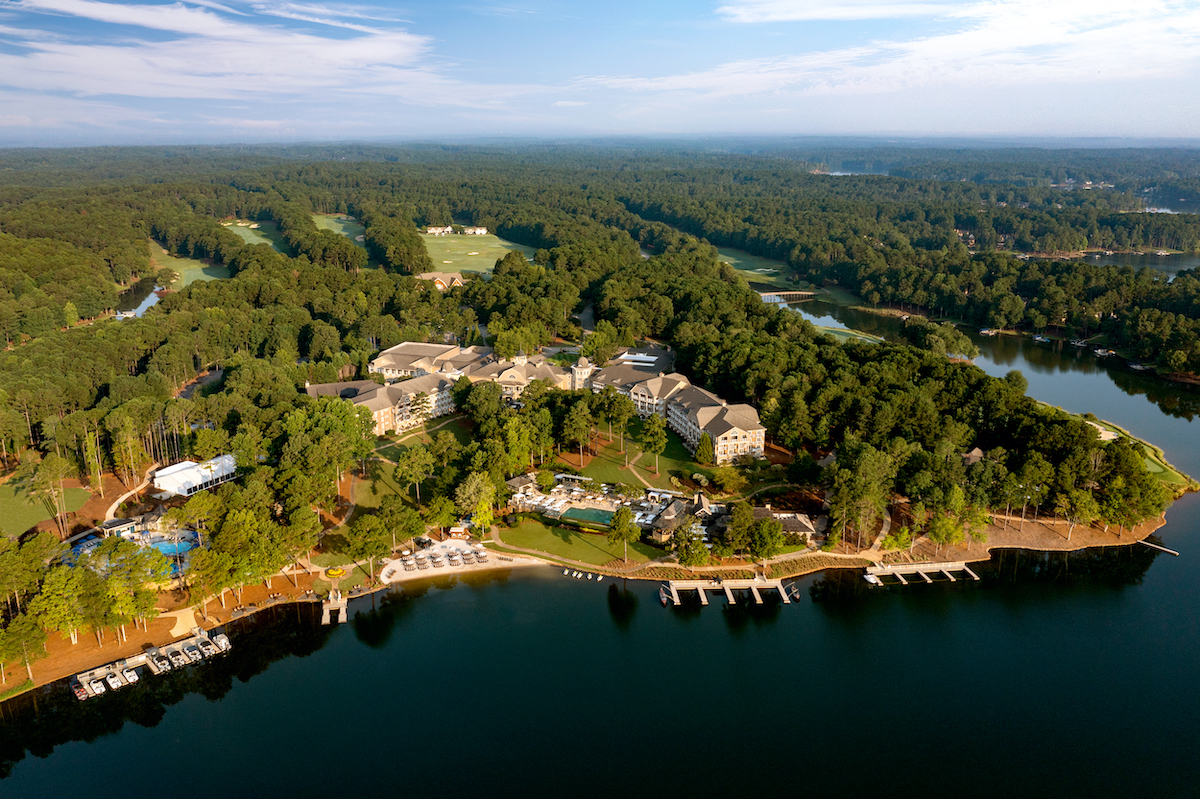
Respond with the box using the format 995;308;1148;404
1;0;1199;146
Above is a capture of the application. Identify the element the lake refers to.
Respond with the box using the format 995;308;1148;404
5;250;1200;797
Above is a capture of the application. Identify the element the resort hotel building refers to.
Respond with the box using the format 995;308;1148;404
308;340;765;463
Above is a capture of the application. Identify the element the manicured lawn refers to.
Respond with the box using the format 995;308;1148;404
374;415;473;461
715;245;792;288
552;419;706;491
500;517;661;565
1091;418;1196;492
312;213;367;246
0;481;90;537
354;462;410;511
223;220;287;253
420;233;536;274
148;242;228;287
814;325;884;344
573;431;645;487
312;564;371;594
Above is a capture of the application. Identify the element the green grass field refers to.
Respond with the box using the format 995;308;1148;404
373;416;474;462
1090;419;1197;493
312;213;367;246
224;220;287;253
715;246;792;288
500;516;660;565
0;482;90;537
148;242;229;287
420;233;536;274
813;325;885;344
553;419;707;491
354;461;410;511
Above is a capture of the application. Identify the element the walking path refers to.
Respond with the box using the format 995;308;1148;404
104;462;158;520
373;416;463;460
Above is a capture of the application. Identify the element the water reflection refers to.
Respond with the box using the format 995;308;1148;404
606;582;639;630
0;604;332;779
788;299;1200;427
808;542;1159;608
720;592;783;634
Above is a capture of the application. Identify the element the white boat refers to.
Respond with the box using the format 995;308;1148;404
563;568;569;575
864;573;883;586
587;573;593;580
596;576;604;583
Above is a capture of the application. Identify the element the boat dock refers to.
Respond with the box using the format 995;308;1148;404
72;627;230;699
665;578;791;606
866;561;980;585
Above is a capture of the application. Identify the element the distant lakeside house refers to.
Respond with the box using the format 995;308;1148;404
303;341;766;463
415;271;465;291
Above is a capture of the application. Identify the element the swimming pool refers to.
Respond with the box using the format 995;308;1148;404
560;507;614;527
152;540;196;557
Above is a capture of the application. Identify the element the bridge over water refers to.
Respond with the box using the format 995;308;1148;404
759;290;815;303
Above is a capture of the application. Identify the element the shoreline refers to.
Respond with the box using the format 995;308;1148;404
4;508;1176;704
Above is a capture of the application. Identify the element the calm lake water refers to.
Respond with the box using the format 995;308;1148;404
5;254;1200;796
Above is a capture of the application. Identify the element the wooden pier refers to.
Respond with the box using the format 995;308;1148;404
866;561;980;585
1138;540;1180;556
666;579;791;606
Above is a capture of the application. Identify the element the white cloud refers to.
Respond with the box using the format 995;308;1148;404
716;0;959;23
586;1;1200;98
0;0;502;108
553;100;586;106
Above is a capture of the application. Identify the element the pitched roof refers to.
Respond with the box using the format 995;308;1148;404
591;363;658;392
630;372;691;401
304;380;380;400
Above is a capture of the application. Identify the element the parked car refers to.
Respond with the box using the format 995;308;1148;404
90;679;106;695
122;668;139;684
104;673;122;690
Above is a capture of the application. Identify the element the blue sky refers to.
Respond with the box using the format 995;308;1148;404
1;0;1199;145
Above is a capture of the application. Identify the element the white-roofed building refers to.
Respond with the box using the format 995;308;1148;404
153;455;237;497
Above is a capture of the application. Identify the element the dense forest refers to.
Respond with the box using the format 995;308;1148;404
0;142;1190;675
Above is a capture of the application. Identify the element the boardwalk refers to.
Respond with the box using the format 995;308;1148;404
666;578;791;606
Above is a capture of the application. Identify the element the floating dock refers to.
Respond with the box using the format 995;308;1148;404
866;561;980;585
665;578;791;606
72;627;230;699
